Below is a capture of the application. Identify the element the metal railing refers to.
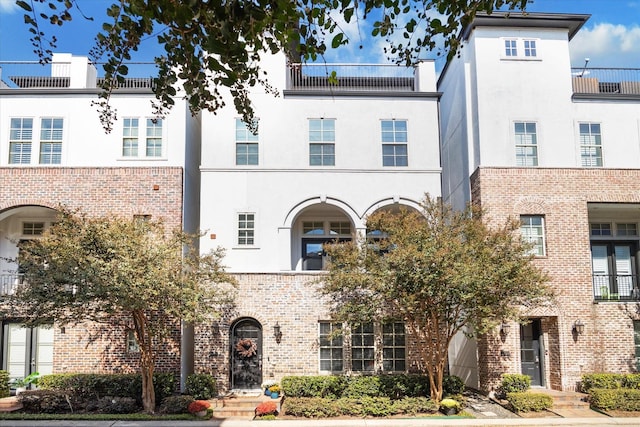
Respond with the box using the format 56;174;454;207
287;63;416;92
571;68;640;95
0;274;24;296
592;274;640;301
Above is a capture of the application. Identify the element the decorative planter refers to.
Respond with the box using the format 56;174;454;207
270;391;279;399
440;407;458;416
195;410;207;417
264;388;270;396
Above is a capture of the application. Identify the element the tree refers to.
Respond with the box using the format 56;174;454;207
16;0;529;131
4;209;236;413
321;195;552;402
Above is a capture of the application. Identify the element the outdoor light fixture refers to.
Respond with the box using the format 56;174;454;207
274;322;282;344
500;322;511;336
573;319;585;335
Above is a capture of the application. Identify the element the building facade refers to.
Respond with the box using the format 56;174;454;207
0;53;201;383
439;13;640;392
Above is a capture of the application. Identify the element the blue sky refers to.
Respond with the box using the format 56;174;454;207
0;0;639;70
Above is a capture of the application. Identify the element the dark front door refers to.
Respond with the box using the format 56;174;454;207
520;319;544;386
230;318;262;390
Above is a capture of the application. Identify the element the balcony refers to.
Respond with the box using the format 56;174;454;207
572;68;640;95
0;274;23;296
287;63;416;92
592;274;640;301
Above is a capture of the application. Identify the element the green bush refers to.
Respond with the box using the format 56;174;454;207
19;390;78;413
185;374;217;400
334;397;394;417
343;376;381;398
506;392;553;412
38;373;175;404
623;374;640;390
92;396;139;414
498;374;531;397
159;395;194;414
443;375;465;395
281;376;347;398
581;374;625;392
0;370;9;398
282;397;340;418
589;388;640;411
392;396;438;415
378;374;429;398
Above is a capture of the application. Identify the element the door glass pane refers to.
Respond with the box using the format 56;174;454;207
36;327;54;376
615;245;633;297
592;245;610;298
7;325;27;380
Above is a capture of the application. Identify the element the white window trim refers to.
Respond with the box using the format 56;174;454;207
118;117;168;160
233;210;259;249
578;122;603;168
500;37;542;61
520;215;546;257
512;120;539;167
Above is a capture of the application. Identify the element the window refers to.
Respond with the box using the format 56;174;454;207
318;321;406;373
520;215;545;256
22;222;45;236
504;39;517;56
591;243;638;300
9;118;33;164
635;321;640;371
146;119;163;157
39;118;63;164
301;220;352;270
514;122;538;166
617;223;638;237
126;330;140;353
309;119;335;166
235;118;259;165
382;322;406;371
381;120;408;166
122;118;139;157
591;223;612;236
319;322;343;372
524;40;537;57
238;213;255;245
580;123;602;167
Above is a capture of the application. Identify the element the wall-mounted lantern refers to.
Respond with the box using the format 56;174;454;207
573;319;585;335
500;322;511;336
274;322;282;344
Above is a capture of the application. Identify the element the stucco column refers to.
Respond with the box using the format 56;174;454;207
278;227;292;270
180;321;194;392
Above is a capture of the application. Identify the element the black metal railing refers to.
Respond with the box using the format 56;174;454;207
592;274;640;301
572;68;640;95
0;273;24;296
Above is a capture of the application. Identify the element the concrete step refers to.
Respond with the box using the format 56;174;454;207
535;389;590;409
0;396;22;412
212;393;282;420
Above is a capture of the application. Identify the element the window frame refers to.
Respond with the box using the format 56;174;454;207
318;322;344;373
381;119;408;167
9;117;33;165
145;118;163;157
39;117;63;165
122;117;139;157
520;215;546;256
514;121;538;167
237;212;256;246
579;122;603;167
126;330;140;353
235;118;259;165
308;118;336;166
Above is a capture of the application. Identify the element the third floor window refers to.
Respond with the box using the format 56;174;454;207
514;122;538;166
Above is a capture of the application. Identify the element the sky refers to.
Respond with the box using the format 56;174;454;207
0;0;639;71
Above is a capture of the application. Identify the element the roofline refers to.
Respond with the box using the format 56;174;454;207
460;12;590;41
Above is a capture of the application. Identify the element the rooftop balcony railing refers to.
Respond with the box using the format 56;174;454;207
0;273;24;296
572;68;640;95
287;63;416;92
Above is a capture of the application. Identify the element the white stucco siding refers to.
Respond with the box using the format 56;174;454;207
0;94;190;167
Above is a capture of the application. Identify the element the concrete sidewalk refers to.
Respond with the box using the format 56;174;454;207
2;418;640;427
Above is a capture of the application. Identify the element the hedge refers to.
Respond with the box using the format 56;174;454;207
37;373;175;404
506;392;553;412
581;373;640;393
185;374;217;400
281;374;463;399
282;396;439;418
589;388;640;411
0;370;9;398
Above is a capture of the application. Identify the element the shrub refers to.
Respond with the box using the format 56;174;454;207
589;388;640;411
506;392;553;412
281;376;346;398
255;400;278;416
497;373;531;398
37;372;175;404
581;374;625;393
0;370;9;398
282;397;340;418
378;374;429;398
187;399;211;414
335;397;394;417
343;376;381;398
392;396;438;415
623;374;640;390
94;396;139;414
159;395;194;414
19;390;76;413
268;384;281;393
443;375;465;395
185;374;217;400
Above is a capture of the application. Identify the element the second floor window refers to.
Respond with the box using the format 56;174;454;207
235;118;259;165
515;122;538;166
146;119;163;157
238;213;255;245
122;118;139;156
122;118;163;158
9;118;33;164
505;39;517;56
580;123;602;167
520;215;545;256
381;120;408;166
39;118;63;164
309;119;335;166
524;40;537;57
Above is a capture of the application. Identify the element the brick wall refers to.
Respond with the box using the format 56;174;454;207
0;166;184;375
472;167;640;392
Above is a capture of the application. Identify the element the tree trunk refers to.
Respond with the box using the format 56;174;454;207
133;310;156;413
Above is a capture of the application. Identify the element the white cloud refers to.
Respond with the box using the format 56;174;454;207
0;0;20;13
570;23;640;68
